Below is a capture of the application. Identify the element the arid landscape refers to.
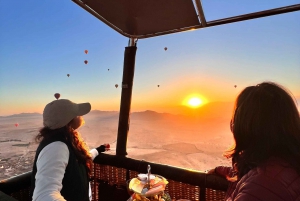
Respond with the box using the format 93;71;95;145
0;102;234;181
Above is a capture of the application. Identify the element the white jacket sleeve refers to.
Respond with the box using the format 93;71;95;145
89;149;99;160
33;141;69;201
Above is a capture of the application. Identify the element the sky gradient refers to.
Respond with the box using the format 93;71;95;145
1;0;300;116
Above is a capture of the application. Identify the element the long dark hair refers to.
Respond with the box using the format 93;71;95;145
225;82;300;179
35;119;93;175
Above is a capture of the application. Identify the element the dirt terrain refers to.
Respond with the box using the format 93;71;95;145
0;104;233;180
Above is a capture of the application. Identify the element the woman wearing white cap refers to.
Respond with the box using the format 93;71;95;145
31;99;108;201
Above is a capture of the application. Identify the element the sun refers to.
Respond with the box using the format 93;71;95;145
182;95;206;108
187;97;203;107
188;97;202;107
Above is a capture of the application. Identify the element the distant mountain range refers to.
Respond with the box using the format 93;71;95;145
0;102;234;122
0;113;42;118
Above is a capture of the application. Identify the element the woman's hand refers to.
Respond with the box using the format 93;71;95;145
96;144;110;153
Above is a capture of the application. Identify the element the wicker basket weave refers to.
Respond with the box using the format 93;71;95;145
1;156;227;201
91;162;226;201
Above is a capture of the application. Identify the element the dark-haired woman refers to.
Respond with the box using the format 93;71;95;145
209;82;300;201
32;99;108;201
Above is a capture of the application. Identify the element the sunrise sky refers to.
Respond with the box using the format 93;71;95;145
0;0;300;116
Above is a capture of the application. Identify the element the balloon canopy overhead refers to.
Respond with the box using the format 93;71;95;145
72;0;300;39
71;0;300;156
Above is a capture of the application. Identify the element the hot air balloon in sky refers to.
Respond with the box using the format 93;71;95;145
67;74;70;77
15;123;19;127
54;93;60;100
234;85;237;88
157;85;160;87
84;60;88;64
115;84;118;88
108;69;110;71
164;47;167;51
84;50;88;54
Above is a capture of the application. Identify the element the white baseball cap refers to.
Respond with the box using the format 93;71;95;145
43;99;91;129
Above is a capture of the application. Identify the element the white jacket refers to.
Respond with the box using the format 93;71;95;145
32;141;99;201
